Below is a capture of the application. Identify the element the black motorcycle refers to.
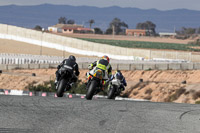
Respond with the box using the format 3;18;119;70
56;65;74;97
86;69;104;100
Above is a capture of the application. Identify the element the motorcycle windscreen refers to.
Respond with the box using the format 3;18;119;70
112;79;121;86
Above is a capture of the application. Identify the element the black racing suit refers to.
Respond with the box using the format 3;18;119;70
56;59;80;83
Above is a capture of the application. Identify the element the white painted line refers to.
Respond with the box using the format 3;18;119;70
10;90;23;95
0;89;150;102
115;97;150;101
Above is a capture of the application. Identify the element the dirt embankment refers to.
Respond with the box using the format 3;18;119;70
1;69;200;104
122;70;200;104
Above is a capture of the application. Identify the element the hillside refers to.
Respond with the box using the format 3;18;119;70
0;4;200;32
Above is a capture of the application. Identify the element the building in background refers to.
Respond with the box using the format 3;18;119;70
48;24;94;34
126;29;146;36
159;32;177;38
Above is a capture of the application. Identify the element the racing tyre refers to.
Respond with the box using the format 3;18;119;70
107;86;116;99
86;80;98;100
56;79;67;97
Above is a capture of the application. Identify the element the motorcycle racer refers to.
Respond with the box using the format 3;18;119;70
87;55;112;87
55;55;80;89
109;70;127;91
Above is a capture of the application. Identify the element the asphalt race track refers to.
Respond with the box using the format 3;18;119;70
0;95;200;133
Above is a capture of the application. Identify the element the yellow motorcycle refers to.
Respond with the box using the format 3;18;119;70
86;69;105;100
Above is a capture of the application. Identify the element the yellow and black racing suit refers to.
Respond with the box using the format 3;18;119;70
89;59;112;78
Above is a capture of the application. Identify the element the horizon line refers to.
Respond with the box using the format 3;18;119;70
0;3;199;12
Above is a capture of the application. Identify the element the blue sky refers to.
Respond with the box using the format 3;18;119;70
0;0;200;11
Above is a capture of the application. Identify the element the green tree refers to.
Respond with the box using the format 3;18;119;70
34;25;42;31
58;17;67;24
106;18;128;35
176;27;196;35
136;21;156;36
185;28;196;34
94;27;103;34
67;19;75;24
88;19;95;28
105;28;113;34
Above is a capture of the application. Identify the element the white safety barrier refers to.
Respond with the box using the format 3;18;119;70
0;53;189;65
0;23;193;63
0;53;63;64
152;58;189;63
0;33;143;61
10;90;23;95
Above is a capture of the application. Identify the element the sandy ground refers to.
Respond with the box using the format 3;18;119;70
1;69;200;104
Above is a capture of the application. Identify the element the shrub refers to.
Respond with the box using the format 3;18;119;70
68;80;87;94
145;88;153;94
133;91;138;96
195;101;200;104
25;79;109;95
144;95;152;100
26;80;87;93
165;87;186;102
26;80;56;92
192;91;200;100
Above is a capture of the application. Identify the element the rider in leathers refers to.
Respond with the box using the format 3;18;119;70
88;55;112;87
55;55;80;88
109;70;127;91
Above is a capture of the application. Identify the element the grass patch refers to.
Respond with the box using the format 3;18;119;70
68;80;87;94
25;80;56;92
195;101;200;104
79;38;200;52
25;80;109;95
26;80;87;94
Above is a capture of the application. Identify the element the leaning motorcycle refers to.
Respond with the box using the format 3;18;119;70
107;78;124;99
56;65;74;97
86;68;105;100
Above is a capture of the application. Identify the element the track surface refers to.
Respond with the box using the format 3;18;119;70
0;95;200;133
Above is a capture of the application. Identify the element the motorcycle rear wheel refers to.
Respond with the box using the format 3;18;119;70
56;79;68;97
86;80;98;100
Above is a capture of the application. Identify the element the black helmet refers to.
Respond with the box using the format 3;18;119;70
116;70;121;73
69;55;76;61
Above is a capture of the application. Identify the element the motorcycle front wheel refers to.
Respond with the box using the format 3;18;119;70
107;86;116;99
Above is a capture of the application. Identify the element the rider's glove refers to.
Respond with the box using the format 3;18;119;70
57;65;61;69
88;64;93;70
